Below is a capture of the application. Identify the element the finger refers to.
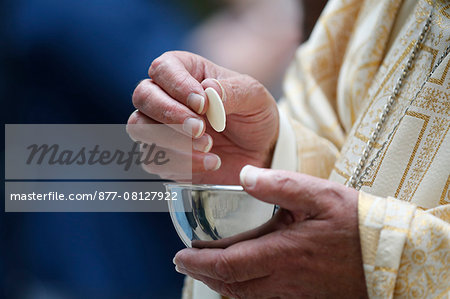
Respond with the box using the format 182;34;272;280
150;52;276;124
239;165;327;216
132;79;205;138
127;111;213;153
140;145;221;176
149;51;208;114
176;268;273;299
174;235;277;284
201;76;274;116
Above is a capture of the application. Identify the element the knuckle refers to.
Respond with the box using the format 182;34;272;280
127;113;137;126
214;253;236;284
243;74;271;99
127;111;140;125
241;74;256;84
160;103;176;121
149;55;164;76
126;113;140;140
273;172;294;192
132;80;152;109
133;80;180;122
321;181;342;199
149;52;174;78
242;74;260;91
270;172;301;200
171;72;190;95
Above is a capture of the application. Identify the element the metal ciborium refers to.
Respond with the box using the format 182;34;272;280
165;183;276;248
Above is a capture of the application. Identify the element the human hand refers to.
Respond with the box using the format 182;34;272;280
173;166;368;298
127;51;278;184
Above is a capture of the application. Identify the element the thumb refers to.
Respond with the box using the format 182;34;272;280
239;165;326;216
201;76;273;115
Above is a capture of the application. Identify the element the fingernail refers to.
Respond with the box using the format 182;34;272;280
187;93;205;114
240;165;259;188
183;118;204;138
204;154;221;171
193;135;213;153
172;256;177;265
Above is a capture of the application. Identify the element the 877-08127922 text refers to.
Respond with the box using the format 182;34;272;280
9;191;178;201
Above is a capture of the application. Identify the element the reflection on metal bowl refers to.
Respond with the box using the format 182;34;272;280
165;183;276;248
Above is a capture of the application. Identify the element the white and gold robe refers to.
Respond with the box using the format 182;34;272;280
185;0;450;297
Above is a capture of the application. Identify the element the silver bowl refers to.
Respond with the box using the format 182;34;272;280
165;183;276;248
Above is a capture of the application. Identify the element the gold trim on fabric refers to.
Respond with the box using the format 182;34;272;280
429;59;450;85
333;166;350;183
374;266;398;274
384;225;409;233
358;192;379;267
359;192;374;223
439;4;450;19
408;123;449;201
320;0;362;24
361;126;399;187
356;41;416;130
422;45;439;73
394;111;430;197
439;175;450;205
355;132;383;149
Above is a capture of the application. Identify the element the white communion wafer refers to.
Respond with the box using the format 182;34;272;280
205;87;226;132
